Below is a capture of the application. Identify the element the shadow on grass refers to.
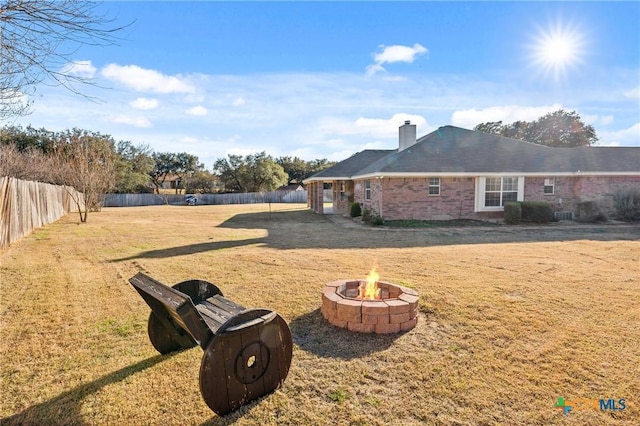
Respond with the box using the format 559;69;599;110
112;238;266;262
112;209;640;261
289;309;403;359
2;354;177;426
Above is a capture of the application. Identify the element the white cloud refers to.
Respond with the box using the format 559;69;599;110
598;123;640;147
110;114;152;128
450;104;563;128
599;115;614;125
584;114;615;126
186;105;208;116
318;113;429;140
366;43;428;75
354;114;429;138
180;136;200;144
625;86;640;99
365;63;386;76
101;64;195;93
232;97;246;106
61;60;97;78
130;98;159;110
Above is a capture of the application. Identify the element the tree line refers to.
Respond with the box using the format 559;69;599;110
0;124;335;219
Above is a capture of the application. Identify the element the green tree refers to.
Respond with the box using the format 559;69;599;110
213;154;246;192
276;156;309;185
173;152;202;194
214;152;288;193
149;152;176;193
185;170;220;194
149;152;201;193
474;109;598;147
276;156;336;186
529;110;598;147
1;125;57;153
307;158;336;178
114;141;155;193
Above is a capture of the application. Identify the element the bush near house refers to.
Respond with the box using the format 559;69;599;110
349;202;362;218
504;202;522;225
577;201;607;223
362;208;384;226
613;187;640;221
520;201;553;223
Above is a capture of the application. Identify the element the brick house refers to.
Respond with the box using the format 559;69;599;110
304;121;640;221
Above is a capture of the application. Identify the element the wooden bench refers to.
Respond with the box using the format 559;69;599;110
129;272;293;416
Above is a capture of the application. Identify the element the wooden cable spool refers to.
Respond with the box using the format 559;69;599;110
129;272;293;416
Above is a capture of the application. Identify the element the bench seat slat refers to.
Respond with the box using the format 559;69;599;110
195;304;228;330
199;300;235;318
204;295;245;315
196;295;247;333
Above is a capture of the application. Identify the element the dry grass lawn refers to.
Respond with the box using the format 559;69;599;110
1;204;639;425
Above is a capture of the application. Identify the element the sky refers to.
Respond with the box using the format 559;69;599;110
7;1;640;169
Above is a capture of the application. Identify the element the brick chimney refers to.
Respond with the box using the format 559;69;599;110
399;120;417;151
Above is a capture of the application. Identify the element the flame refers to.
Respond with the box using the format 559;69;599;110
358;268;381;300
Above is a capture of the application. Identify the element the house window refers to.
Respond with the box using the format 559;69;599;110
364;180;371;200
428;177;440;195
476;176;524;211
340;182;346;201
544;178;555;194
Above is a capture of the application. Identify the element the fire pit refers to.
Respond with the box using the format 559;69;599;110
321;270;419;334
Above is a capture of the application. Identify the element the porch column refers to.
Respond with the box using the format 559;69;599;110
318;182;324;214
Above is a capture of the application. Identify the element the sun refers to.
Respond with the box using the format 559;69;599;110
529;21;586;82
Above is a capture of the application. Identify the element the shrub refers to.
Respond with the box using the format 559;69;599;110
576;201;607;223
362;208;371;223
613;188;640;221
349;202;362;217
362;208;384;226
504;202;522;225
521;201;553;223
368;214;384;226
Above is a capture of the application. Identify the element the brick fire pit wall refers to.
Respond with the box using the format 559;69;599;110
321;280;419;334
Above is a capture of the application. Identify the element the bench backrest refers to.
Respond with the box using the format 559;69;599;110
130;273;214;348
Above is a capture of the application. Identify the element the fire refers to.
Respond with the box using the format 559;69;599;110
358;268;381;300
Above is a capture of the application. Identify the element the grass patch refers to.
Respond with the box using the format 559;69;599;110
328;388;350;404
1;204;639;425
95;317;145;337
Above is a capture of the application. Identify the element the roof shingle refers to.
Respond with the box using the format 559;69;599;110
305;125;639;181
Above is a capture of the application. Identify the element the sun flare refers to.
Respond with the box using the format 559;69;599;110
529;21;586;81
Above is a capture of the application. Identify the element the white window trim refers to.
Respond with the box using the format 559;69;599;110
544;178;555;195
475;176;525;212
364;180;371;200
428;177;440;196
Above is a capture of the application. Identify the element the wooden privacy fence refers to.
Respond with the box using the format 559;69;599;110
0;176;85;248
104;190;314;207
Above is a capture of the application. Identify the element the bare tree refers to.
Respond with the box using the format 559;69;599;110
0;143;57;182
54;129;116;222
0;0;126;118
